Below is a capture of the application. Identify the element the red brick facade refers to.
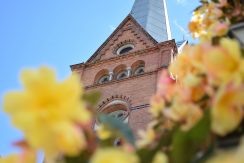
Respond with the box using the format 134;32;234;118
71;15;177;136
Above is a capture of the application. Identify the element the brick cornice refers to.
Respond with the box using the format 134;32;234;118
71;39;176;71
70;62;85;70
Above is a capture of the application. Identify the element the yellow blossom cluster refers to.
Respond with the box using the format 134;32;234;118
3;67;91;158
151;38;244;135
188;1;229;41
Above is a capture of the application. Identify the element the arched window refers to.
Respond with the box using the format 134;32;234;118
94;69;110;84
101;101;129;121
98;75;110;84
113;64;128;80
134;66;144;75
94;99;130;146
116;70;128;80
131;60;145;76
116;44;134;55
94;100;130;131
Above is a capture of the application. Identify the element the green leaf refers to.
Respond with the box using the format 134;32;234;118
83;91;101;107
188;109;211;141
64;151;90;163
241;48;244;57
171;110;211;163
99;114;135;145
137;127;176;163
172;128;196;163
137;148;156;163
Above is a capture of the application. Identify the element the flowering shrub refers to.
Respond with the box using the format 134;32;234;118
189;0;244;41
1;0;244;163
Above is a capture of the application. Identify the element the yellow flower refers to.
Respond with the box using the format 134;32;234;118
164;99;203;131
170;45;205;81
207;137;244;163
137;126;156;147
96;124;112;140
170;50;192;80
188;1;229;40
90;148;139;163
0;154;18;163
188;21;201;38
182;73;201;88
150;95;165;117
3;67;91;157
211;82;244;136
152;152;168;163
0;150;36;163
203;39;243;86
181;73;206;102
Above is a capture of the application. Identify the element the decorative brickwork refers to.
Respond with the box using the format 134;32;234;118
71;14;177;137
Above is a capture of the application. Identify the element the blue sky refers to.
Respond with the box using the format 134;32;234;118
0;0;200;156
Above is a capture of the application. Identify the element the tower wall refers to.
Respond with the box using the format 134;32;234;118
70;0;177;136
71;38;177;136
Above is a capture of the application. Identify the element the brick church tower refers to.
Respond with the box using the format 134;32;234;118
71;0;185;136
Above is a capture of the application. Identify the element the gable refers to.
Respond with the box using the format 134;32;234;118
87;15;157;63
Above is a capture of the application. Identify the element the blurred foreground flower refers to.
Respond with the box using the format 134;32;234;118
188;1;229;41
152;152;168;163
3;67;91;157
162;38;244;134
164;99;203;131
203;39;244;86
96;124;112;140
0;149;36;163
211;82;244;136
90;148;139;163
207;137;244;163
137;126;156;147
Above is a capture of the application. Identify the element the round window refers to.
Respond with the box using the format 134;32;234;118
116;44;134;55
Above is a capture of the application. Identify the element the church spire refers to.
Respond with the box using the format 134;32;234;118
131;0;172;42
